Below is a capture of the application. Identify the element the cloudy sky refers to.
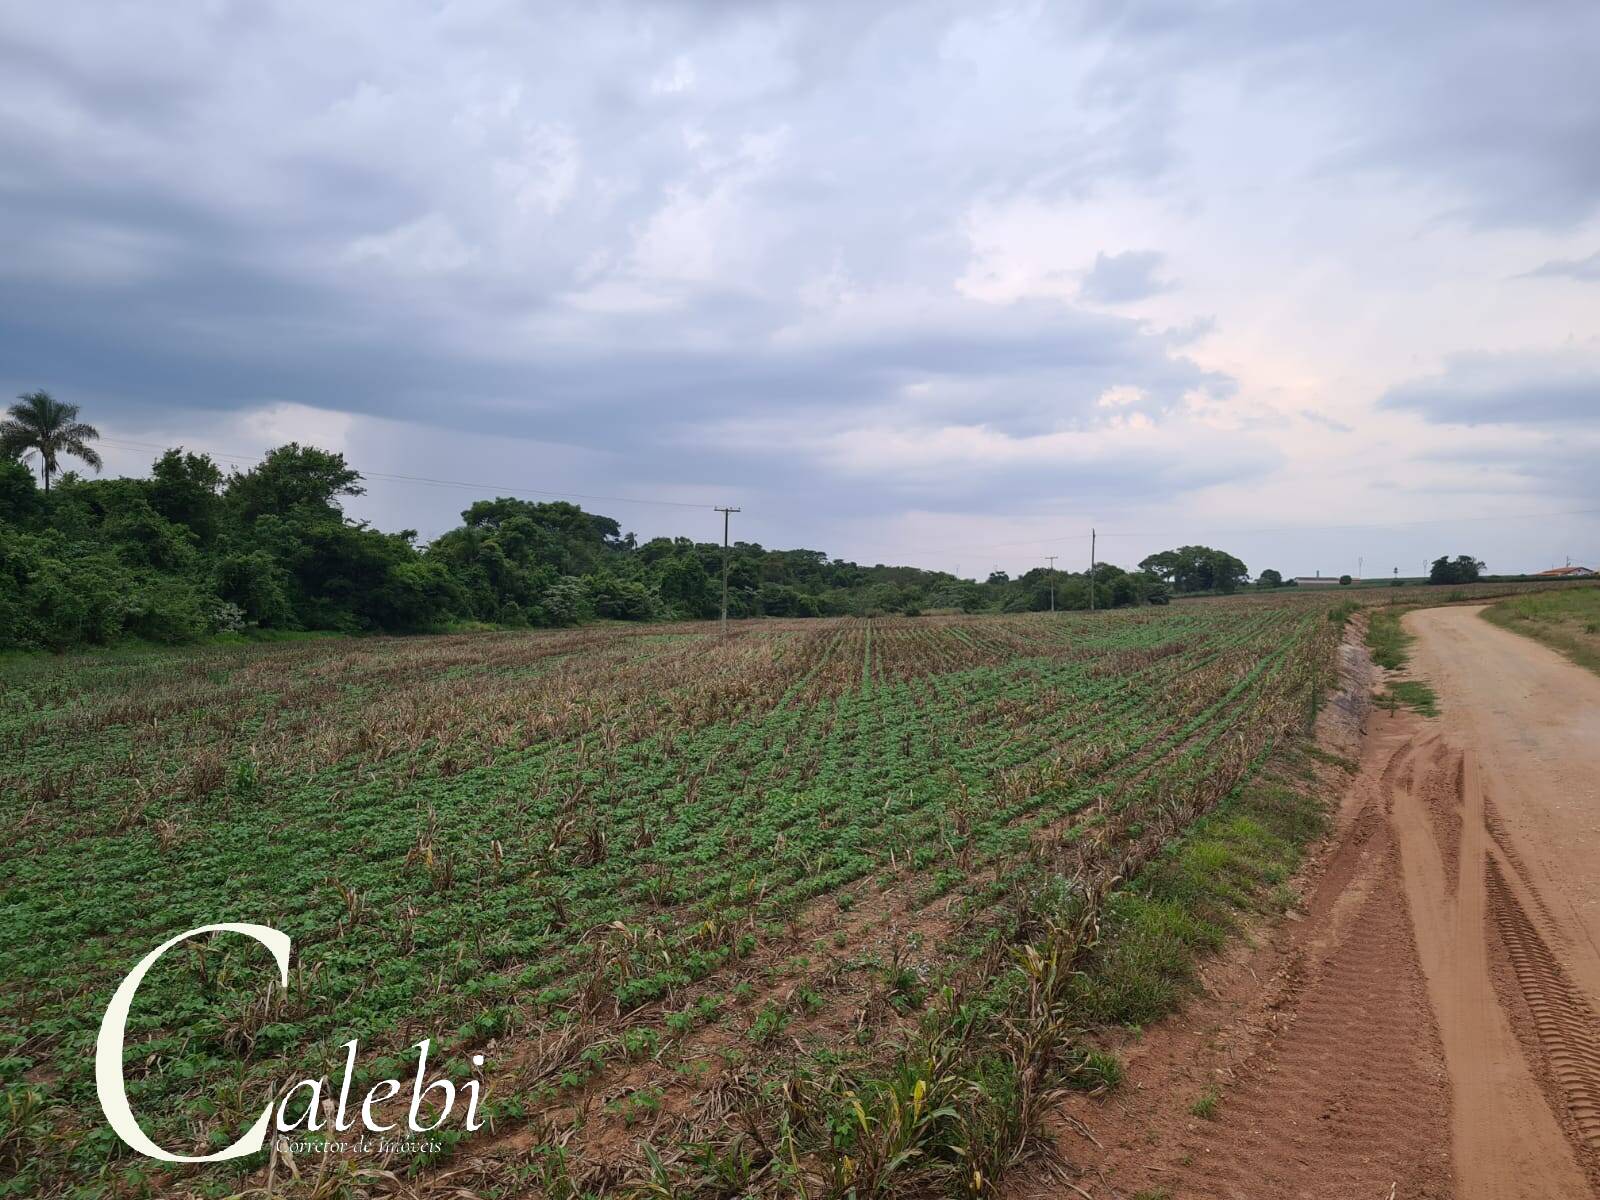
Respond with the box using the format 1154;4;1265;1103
3;1;1597;578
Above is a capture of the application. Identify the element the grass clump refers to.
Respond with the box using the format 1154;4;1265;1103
1071;771;1325;1028
1067;1049;1126;1092
1366;603;1441;715
1378;679;1439;717
1364;605;1413;670
1189;1087;1220;1120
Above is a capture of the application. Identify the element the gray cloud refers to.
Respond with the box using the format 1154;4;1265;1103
0;1;1596;573
1300;410;1353;434
1380;349;1600;426
1080;250;1172;304
0;0;1238;524
1076;0;1600;231
1521;251;1600;283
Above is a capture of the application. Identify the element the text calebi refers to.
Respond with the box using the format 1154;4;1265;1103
96;922;485;1163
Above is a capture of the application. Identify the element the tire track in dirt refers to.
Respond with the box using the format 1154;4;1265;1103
1021;604;1600;1199
1176;821;1453;1200
1488;859;1600;1152
1017;737;1455;1200
1390;731;1592;1198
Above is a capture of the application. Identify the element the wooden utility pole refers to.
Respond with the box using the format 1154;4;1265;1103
1045;556;1057;612
1089;528;1096;612
715;506;740;633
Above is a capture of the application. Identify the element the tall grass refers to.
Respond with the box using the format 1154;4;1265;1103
1364;606;1412;671
1482;586;1600;677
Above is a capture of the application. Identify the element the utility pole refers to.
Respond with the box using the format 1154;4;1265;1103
715;506;740;633
1045;556;1057;612
1089;528;1096;612
1358;556;1363;582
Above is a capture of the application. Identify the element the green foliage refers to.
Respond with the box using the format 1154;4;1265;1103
1379;680;1439;717
0;415;1226;651
148;448;225;543
0;390;102;492
1429;553;1484;585
1139;545;1249;594
211;550;294;626
1364;607;1412;670
0;460;43;525
224;442;363;522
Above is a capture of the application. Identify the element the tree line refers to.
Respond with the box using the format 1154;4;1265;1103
1;393;1280;651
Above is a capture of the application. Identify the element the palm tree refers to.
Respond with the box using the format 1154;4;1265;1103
1;391;103;491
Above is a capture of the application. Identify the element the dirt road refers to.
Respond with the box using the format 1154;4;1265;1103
1028;606;1600;1199
1400;605;1600;1196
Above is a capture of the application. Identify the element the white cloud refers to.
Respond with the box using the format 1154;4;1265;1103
343;214;477;275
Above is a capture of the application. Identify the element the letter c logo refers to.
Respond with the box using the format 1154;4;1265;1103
96;923;290;1163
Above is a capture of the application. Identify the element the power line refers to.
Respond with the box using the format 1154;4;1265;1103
715;506;740;633
853;504;1600;560
93;435;721;512
89;432;1597;567
1092;506;1600;539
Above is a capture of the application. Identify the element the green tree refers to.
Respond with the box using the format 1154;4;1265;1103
1256;568;1284;589
1138;545;1248;593
656;553;716;618
0;391;102;492
0;458;42;525
1429;555;1485;585
225;443;363;522
148;449;225;543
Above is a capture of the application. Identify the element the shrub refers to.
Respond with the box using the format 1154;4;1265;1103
542;577;592;626
212;551;294;627
123;578;209;643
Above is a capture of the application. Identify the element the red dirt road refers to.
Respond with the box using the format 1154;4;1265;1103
1024;606;1600;1199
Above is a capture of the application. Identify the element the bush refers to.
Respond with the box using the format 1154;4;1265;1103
212;551;294;627
542;577;592;626
587;574;658;621
123;578;209;643
16;547;133;649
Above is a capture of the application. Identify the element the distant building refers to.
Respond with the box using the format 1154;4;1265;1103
1536;566;1596;577
1293;574;1347;587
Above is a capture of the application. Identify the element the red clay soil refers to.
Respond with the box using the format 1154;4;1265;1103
1016;606;1600;1200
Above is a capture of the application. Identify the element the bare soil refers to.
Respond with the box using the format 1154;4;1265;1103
1019;606;1600;1199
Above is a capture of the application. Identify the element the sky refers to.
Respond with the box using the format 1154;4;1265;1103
2;0;1597;580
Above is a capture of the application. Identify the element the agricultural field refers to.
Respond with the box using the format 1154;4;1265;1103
0;594;1512;1197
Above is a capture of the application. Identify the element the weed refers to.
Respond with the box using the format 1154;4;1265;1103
1189;1086;1220;1119
1379;680;1439;717
1364;606;1413;670
1068;1049;1125;1092
748;1001;791;1044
